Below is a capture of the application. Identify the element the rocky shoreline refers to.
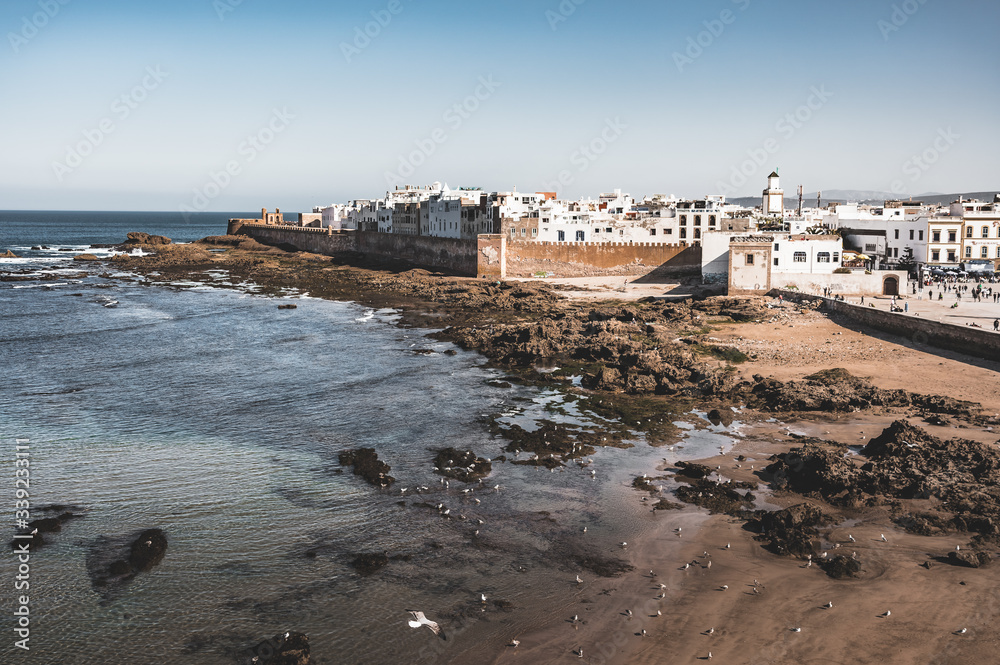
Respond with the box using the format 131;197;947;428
96;235;1000;663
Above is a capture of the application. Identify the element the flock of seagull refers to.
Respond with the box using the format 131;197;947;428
401;444;978;660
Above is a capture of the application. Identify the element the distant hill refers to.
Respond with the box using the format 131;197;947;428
728;190;998;209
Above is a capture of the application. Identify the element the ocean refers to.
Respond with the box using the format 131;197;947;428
0;212;737;664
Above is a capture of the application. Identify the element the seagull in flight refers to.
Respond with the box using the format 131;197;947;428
407;611;446;640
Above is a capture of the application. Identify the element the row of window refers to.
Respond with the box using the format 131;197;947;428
893;229;925;241
679;215;717;226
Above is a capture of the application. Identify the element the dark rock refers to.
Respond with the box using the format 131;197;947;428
241;631;311;665
124;232;171;245
129;528;168;571
706;408;734;427
338;448;395;487
675;478;755;514
746;504;831;558
946;550;992;568
823;554;862;579
350;552;389;576
676;461;713;479
433;448;492;482
277;303;297;310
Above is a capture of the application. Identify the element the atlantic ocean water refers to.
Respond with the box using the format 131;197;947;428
0;212;739;664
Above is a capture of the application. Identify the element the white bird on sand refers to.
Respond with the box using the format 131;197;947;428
824;601;833;609
625;609;632;617
508;638;520;647
480;593;487;603
956;545;961;551
881;534;888;542
708;652;712;660
706;627;715;634
407;611;447;640
706;560;712;569
656;592;665;599
658;583;667;590
577;647;584;658
957;628;967;634
640;629;647;637
683;563;690;570
620;541;628;548
719;585;728;591
725;543;730;549
582;526;587;533
848;534;856;542
571;615;579;623
792;627;801;632
882;610;891;618
575;575;583;585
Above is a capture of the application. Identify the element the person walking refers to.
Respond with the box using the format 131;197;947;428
995;318;999;332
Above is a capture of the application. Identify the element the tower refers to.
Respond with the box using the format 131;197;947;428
762;171;784;217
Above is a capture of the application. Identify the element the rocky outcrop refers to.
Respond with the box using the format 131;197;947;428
73;253;100;261
88;528;168;588
746;504;831;558
1;250;18;258
338;448;394;487
240;632;311;665
823;554;862;579
946;550;992;568
433;448;492;482
124;232;171;245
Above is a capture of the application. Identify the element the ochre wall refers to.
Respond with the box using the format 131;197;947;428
504;241;701;276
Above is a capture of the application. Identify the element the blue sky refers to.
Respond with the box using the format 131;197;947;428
1;0;997;211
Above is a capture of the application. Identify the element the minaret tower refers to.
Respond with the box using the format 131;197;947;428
762;170;784;217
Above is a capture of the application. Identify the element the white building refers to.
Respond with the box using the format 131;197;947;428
762;171;784;217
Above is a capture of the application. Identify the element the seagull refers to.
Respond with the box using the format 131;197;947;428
706;627;715;634
480;593;487;604
708;653;712;660
575;575;583;585
725;543;730;549
625;609;632;617
824;601;833;609
571;615;579;623
957;628;967;634
656;592;665;599
880;534;888;542
640;629;647;637
655;610;662;617
577;647;584;658
620;542;628;548
683;563;690;570
582;527;587;533
848;535;856;543
649;569;657;577
882;610;891;618
407;611;446;640
706;561;712;569
719;585;728;591
508;638;520;647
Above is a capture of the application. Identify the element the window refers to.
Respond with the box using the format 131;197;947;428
709;215;717;227
966;227;973;238
695;215;702;226
919;230;923;241
817;252;831;262
894;230;899;239
680;228;687;239
894;248;899;258
949;231;957;243
557;230;565;242
865;244;877;253
948;250;956;262
833;252;839;263
521;228;527;237
933;231;941;242
909;230;914;240
932;250;940;261
575;230;585;241
650;228;656;236
984;227;990;238
774;257;779;266
965;246;972;258
982;246;989;258
509;228;516;238
774;243;780;251
665;228;673;234
997;247;1000;259
680;215;687;226
531;228;537;237
746;253;754;265
694;229;701;239
594;227;600;233
793;251;807;263
605;227;612;233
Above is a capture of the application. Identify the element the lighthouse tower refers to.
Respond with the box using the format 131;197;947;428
762;170;784;217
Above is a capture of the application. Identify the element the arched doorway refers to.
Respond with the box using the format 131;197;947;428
883;275;899;296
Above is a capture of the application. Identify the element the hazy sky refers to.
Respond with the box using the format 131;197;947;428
2;0;998;211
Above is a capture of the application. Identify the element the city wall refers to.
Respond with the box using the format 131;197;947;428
772;289;1000;362
504;240;701;277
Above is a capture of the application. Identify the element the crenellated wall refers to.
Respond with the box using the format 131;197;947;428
504;240;701;277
